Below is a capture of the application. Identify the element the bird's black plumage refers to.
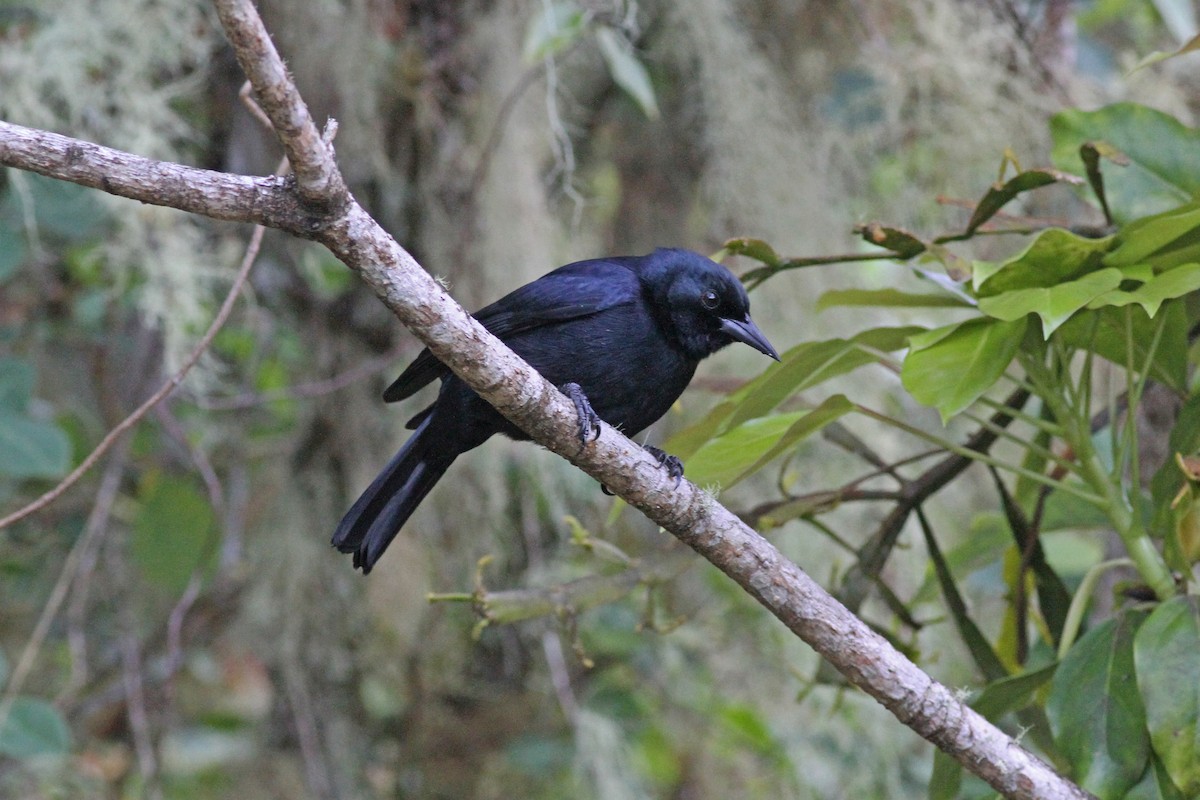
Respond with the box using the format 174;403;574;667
333;248;779;572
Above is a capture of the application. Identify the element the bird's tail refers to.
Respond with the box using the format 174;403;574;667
331;415;453;573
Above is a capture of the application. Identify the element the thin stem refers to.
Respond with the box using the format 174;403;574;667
853;404;1103;505
976;395;1064;437
0;225;265;530
1022;350;1175;600
959;410;1077;476
1058;559;1134;659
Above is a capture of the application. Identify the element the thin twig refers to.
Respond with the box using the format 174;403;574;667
193;344;408;410
284;663;336;800
0;225;264;530
121;622;161;800
4;439;129;721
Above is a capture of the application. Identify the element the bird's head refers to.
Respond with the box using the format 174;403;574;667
642;248;780;363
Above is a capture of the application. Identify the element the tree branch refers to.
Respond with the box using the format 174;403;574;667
0;2;1091;797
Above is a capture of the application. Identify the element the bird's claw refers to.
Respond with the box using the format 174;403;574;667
600;446;685;495
644;445;685;487
563;382;601;445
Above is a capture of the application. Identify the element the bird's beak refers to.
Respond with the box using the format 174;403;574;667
720;315;781;361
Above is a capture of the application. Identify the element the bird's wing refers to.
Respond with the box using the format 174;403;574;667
383;259;639;402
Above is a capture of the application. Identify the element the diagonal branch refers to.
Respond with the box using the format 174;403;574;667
0;2;1090;797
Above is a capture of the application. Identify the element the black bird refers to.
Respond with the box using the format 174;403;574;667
332;248;779;572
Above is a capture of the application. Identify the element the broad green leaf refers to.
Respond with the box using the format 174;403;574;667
1056;301;1189;391
131;474;216;593
815;288;972;311
973;664;1058;718
1048;611;1150;799
726;326;918;430
0;408;71;479
901;317;1027;422
929;751;964;800
1124;752;1187;800
973;227;1114;297
522;2;585;62
0;697;71;759
665;327;920;460
1105;202;1200;267
920;514;1008;681
594;27;659;120
1134;596;1200;797
1089;263;1200;318
1051;104;1200;223
979;267;1123;336
684;395;851;489
0;357;35;410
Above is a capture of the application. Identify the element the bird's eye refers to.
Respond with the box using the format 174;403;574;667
701;290;720;310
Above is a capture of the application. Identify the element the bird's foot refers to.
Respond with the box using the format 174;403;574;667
562;382;601;445
644;445;685;487
599;445;684;496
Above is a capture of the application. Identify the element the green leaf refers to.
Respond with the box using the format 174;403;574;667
901;317;1027;422
131;474;216;593
1105;202;1200;268
919;514;1008;681
973;227;1114;297
973;664;1058;718
684;395;852;489
979;268;1123;336
855;222;927;258
722;237;781;267
1081;141;1128;225
594;27;659;120
665;327;920;460
0;697;71;759
718;704;783;760
0;357;35;410
964;169;1079;236
1057;300;1189;390
522;2;586;62
726;326;918;430
1048;610;1151;799
1051;104;1200;223
815;288;972;311
1128;31;1200;72
1134;596;1200;797
0;408;71;479
1088;263;1200;318
1124;752;1187;800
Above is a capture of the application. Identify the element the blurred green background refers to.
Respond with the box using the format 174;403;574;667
0;1;1197;797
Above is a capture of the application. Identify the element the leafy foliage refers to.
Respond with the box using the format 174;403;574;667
685;102;1200;799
